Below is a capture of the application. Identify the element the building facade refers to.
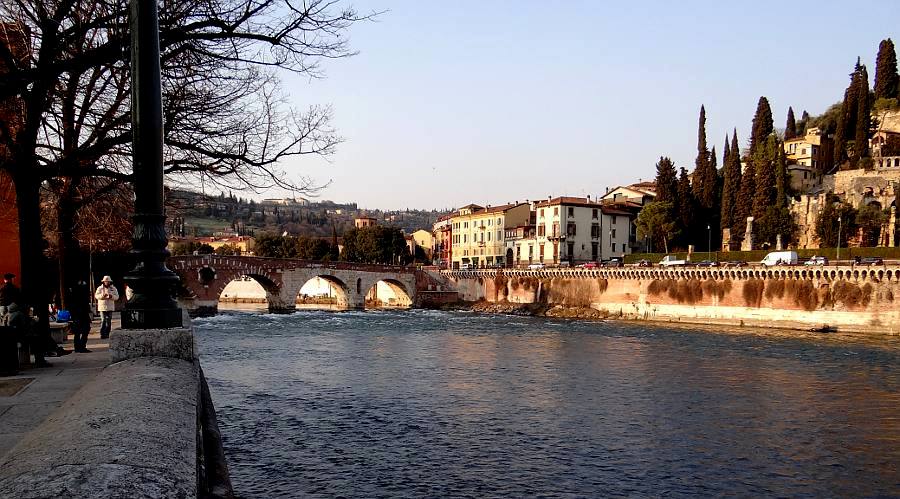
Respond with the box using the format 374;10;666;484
532;197;605;265
450;203;530;268
432;216;452;267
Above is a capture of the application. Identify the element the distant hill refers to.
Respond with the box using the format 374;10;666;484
164;188;449;238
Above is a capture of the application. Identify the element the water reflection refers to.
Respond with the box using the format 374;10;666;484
196;309;900;498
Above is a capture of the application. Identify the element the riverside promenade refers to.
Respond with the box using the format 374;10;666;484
0;318;113;457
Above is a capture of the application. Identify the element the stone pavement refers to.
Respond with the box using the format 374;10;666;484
0;315;117;458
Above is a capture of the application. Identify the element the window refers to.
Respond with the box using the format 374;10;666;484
464;222;468;228
591;242;598;259
592;209;598;219
539;209;544;218
622;243;626;253
610;241;615;250
611;228;617;239
568;207;574;217
552;222;560;237
591;224;600;238
553;207;559;216
567;242;574;258
497;218;501;225
612;215;617;225
801;148;807;155
538;225;545;237
463;234;467;243
567;223;576;236
552;243;558;261
487;232;491;241
540;244;545;260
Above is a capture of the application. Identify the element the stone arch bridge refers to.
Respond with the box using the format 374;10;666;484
169;255;439;315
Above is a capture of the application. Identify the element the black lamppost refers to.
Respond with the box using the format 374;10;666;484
121;0;183;329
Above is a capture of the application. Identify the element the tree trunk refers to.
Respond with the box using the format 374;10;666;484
13;171;51;341
56;189;80;310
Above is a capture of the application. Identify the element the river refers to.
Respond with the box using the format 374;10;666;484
195;308;900;498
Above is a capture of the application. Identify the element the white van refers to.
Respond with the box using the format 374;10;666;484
760;251;798;267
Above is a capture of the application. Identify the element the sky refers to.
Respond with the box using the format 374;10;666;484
267;0;900;210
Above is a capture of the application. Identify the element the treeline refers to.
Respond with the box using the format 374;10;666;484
636;38;900;252
253;226;429;265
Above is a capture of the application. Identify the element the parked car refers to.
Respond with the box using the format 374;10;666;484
601;258;623;267
722;260;747;268
804;256;829;266
557;261;572;268
760;251;799;267
636;259;653;267
527;262;545;270
695;260;720;267
578;262;599;269
460;263;475;270
855;256;884;265
659;255;688;267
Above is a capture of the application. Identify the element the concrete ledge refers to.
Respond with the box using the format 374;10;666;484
0;356;198;498
110;327;195;363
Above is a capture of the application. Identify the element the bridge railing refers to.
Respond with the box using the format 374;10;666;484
169;255;417;273
442;265;900;284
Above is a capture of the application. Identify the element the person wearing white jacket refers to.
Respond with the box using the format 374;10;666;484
94;276;119;339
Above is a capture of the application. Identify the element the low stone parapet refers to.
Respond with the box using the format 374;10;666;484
0;356;199;498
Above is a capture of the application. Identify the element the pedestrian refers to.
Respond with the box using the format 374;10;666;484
0;273;21;321
3;303;51;368
94;275;119;339
70;280;92;353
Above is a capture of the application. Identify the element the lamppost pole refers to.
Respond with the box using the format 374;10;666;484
707;224;711;261
122;0;183;329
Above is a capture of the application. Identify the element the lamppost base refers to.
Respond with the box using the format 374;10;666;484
121;307;184;329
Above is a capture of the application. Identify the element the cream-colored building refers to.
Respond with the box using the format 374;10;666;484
354;216;377;228
532;197;605;264
450;203;530;268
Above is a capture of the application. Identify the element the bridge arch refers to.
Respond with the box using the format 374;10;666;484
295;274;353;309
364;278;413;308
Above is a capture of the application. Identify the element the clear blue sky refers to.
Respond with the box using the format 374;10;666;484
274;0;899;210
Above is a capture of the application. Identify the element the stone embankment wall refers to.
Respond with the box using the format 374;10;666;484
0;316;233;498
444;266;900;333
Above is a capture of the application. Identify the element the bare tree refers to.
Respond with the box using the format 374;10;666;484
0;0;372;312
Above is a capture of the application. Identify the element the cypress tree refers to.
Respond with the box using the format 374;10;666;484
654;156;678;204
874;38;899;100
774;143;789;205
676;167;695;246
785;107;797;140
692;105;710;203
749;96;774;156
721;131;742;231
834;61;862;167
854;63;871;160
735;152;755;233
800;110;810;135
752;136;776;220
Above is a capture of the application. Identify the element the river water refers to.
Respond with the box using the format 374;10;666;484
195;308;900;498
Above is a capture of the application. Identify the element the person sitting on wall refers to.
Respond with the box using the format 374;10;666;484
0;273;21;321
94;276;119;339
2;303;51;368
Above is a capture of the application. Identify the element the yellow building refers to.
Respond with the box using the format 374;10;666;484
783;127;833;190
450;202;530;268
411;229;433;259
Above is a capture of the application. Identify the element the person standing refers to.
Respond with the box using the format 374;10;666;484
70;280;92;353
94;276;119;339
0;273;22;321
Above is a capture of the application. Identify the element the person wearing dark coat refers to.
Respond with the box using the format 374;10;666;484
69;280;92;353
3;303;51;368
0;273;22;320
